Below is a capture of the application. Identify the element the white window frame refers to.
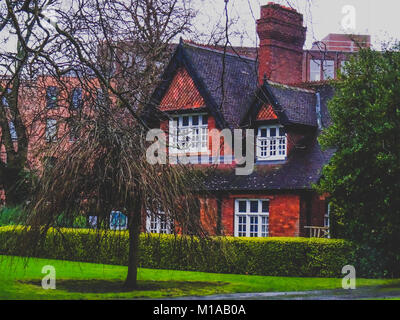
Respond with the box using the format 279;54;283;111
234;199;270;238
146;211;173;234
169;113;208;154
256;125;287;161
310;59;321;81
322;60;335;80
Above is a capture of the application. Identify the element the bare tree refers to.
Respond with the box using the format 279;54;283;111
0;0;217;289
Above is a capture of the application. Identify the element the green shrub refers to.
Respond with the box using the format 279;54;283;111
0;227;355;277
0;207;25;226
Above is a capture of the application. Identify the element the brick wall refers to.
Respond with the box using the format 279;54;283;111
256;3;306;85
220;193;301;237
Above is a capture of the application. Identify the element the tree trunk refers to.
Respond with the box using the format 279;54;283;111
1;165;26;207
124;196;142;289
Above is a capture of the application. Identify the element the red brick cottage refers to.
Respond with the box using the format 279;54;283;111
144;3;339;238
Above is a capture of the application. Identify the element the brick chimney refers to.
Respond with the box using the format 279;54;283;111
256;2;306;85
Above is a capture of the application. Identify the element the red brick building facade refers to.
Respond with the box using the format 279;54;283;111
143;3;352;238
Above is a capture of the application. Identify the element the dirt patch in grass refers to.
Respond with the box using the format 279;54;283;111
21;279;228;294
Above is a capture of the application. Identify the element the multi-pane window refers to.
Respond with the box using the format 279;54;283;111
169;114;208;153
46;86;58;109
310;59;321;81
322;60;335;79
8;121;17;141
146;211;172;234
71;87;83;109
45;119;57;142
310;59;337;81
235;199;270;238
257;126;286;161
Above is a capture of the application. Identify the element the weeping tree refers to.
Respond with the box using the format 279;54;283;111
0;0;213;289
20;100;210;288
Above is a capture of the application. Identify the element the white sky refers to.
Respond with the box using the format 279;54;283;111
193;0;400;49
1;0;400;52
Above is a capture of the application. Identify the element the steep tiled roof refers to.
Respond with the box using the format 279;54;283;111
267;82;317;126
183;43;258;127
146;42;327;129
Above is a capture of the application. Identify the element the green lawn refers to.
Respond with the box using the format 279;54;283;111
0;255;398;299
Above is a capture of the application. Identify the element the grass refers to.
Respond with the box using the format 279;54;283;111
0;255;399;299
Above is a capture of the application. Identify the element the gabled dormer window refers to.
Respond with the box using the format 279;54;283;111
169;114;208;154
256;125;287;161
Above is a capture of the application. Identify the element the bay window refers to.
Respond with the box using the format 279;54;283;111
169;114;208;153
235;199;270;237
256;125;287;161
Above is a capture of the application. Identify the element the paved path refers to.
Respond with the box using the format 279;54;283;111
171;286;400;300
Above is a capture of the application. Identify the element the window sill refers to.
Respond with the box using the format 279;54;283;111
255;159;287;165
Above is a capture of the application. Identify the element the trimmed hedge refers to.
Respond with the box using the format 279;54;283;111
0;226;355;277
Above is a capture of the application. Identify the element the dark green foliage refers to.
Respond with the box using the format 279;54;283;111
317;46;400;277
53;214;88;229
0;227;354;278
0;207;26;226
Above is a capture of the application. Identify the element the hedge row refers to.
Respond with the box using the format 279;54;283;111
0;226;355;277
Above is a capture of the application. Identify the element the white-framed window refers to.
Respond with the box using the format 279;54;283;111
322;60;335;80
256;125;287;161
310;59;321;81
146;211;173;234
45;119;57;142
169;114;208;154
234;199;270;237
